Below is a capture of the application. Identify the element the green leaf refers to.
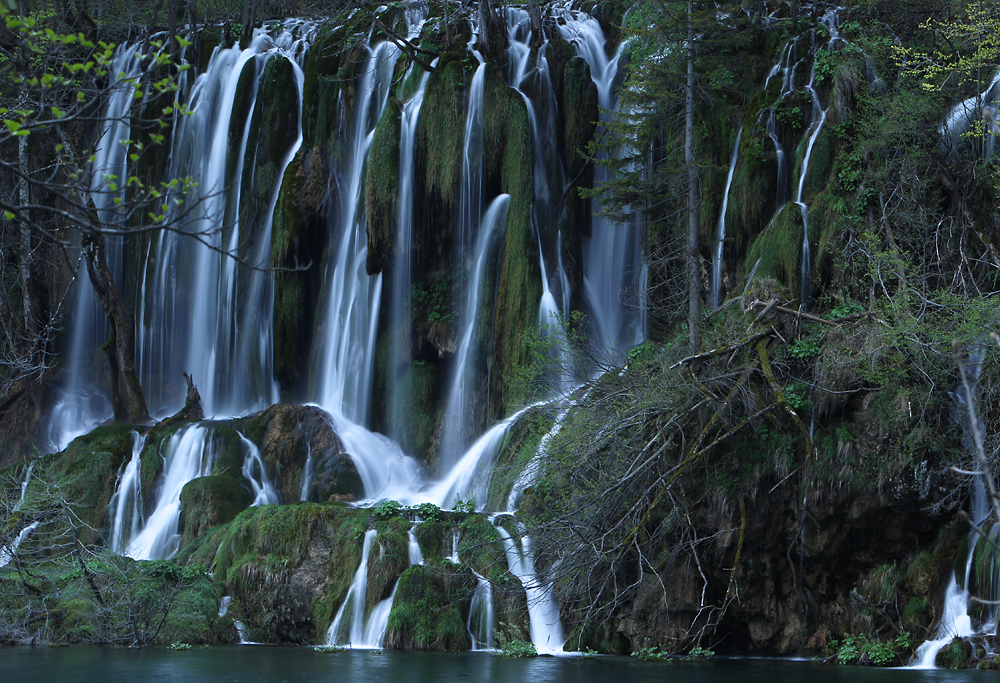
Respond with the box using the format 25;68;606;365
4;211;14;220
3;120;20;132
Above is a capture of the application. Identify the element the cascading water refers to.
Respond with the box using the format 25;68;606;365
239;433;280;506
45;44;144;452
555;7;644;358
74;5;650;656
327;529;395;649
13;461;33;513
710;128;742;310
0;521;40;569
123;424;214;560
793;12;839;307
314;40;401;422
440;195;510;469
107;431;146;553
495;518;565;655
913;350;999;667
468;572;496;651
139;26;311;417
408;525;424;565
299;441;314;502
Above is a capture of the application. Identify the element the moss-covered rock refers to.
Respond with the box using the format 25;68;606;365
366;103;401;275
483;65;540;418
367;516;409;610
211;503;369;643
745;204;802;300
45;425;136;544
384;559;475;650
178;475;252;551
236;403;361;503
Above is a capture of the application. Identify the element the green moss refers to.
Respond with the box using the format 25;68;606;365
483;65;540;416
178;475;252;551
367;520;409;610
416;57;466;210
745;204;802;300
262;56;300;166
487;407;550;509
45;425;135;542
301;29;344;148
366;104;402;275
384;560;474;651
802;127;834;199
937;637;970;668
210;503;369;643
727;132;773;254
457;515;505;577
271;152;307;386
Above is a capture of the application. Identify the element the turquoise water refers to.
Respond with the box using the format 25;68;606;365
0;648;992;682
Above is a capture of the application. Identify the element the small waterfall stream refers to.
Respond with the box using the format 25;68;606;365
556;7;644;358
495;519;565;655
107;432;146;554
327;529;392;648
124;424;215;560
239;433;280;506
440;195;510;469
710;128;742;310
912;350;999;667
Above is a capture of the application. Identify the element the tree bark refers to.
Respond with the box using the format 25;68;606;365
478;0;507;60
18;135;38;368
685;0;701;355
528;0;542;41
82;230;150;424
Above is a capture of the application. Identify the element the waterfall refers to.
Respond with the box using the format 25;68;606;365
494;519;565;655
13;461;33;513
123;424;214;560
468;572;496;651
234;620;252;644
1;463;40;566
387;58;434;444
556;8;644;358
45;44;144;452
940;69;1000;160
0;521;40;568
218;596;232;617
449;530;460;564
239;433;280;506
710;128;742;310
440;195;510;469
912;349;999;667
139;25;312;417
314;40;401;421
299;441;314;502
327;529;395;648
408;525;424;565
506;407;568;512
107;431;146;553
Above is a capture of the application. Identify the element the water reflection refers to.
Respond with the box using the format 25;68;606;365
0;649;991;683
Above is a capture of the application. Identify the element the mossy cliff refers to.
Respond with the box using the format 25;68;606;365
482;65;540;419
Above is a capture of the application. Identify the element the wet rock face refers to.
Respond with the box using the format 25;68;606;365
239;403;362;503
606;484;958;655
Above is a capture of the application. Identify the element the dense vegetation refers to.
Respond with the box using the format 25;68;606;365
2;0;1000;667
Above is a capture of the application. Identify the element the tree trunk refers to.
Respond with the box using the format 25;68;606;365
478;0;506;60
528;0;541;41
82;230;150;424
18;135;38;369
685;0;701;355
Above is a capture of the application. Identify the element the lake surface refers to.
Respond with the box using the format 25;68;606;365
0;647;993;682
